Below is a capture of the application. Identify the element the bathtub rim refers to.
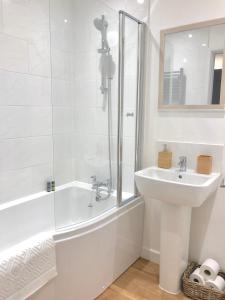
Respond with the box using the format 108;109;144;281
54;196;144;243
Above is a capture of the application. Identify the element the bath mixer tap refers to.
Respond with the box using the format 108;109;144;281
91;175;111;201
178;156;187;172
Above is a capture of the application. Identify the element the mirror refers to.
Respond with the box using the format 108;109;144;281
159;19;225;109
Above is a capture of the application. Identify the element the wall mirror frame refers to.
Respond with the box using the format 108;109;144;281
159;18;225;110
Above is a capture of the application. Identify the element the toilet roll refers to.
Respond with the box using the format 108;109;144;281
200;259;220;280
206;275;225;292
190;268;205;285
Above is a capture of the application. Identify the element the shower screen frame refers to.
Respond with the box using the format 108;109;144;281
117;11;145;206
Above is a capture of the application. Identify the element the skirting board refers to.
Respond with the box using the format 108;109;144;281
141;247;160;264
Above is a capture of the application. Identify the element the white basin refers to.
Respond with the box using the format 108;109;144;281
135;167;220;207
135;166;220;295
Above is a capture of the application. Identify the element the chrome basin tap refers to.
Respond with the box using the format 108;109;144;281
178;156;187;172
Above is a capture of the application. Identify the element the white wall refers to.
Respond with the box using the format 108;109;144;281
142;0;225;269
51;0;118;188
51;0;147;195
0;0;148;246
0;0;53;205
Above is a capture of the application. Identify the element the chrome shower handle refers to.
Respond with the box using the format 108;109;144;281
126;112;134;117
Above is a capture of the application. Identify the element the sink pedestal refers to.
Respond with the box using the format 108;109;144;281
159;202;192;294
135;167;220;295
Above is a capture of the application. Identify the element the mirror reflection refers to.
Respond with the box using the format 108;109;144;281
162;23;225;107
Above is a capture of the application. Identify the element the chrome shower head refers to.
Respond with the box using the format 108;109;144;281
94;15;110;53
93;16;108;31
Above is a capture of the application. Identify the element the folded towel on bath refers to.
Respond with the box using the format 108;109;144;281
0;232;57;300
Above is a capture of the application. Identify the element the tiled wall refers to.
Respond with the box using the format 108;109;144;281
157;140;224;172
51;0;140;193
51;0;119;189
0;0;142;205
0;0;53;205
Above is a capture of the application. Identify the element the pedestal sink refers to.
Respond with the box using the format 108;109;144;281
135;167;220;294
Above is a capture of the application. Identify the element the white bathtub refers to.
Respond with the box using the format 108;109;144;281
53;196;144;300
54;181;117;230
0;183;144;300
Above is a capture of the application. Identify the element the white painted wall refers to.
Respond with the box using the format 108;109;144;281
142;0;225;269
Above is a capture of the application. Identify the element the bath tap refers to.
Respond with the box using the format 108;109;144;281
91;176;111;201
178;156;187;172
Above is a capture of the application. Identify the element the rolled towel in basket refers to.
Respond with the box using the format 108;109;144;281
200;258;220;281
190;268;205;285
206;275;225;292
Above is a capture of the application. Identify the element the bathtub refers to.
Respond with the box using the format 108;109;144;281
54;181;117;230
0;182;144;300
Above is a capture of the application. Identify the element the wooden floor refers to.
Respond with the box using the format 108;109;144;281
96;259;189;300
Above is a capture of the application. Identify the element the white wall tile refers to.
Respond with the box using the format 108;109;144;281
51;49;72;80
94;108;108;136
0;8;51;78
0;168;31;204
28;33;51;77
124;77;136;109
0;70;51;106
0;106;52;138
157;140;224;172
53;107;73;134
122;164;135;193
50;0;73;32
73;52;97;81
54;158;73;186
0;163;53;204
2;0;49;39
52;79;72;106
0;33;29;73
53;134;73;160
0;1;3;32
123;138;135;166
74;80;97;108
51;29;75;53
73;107;95;134
157;113;225;144
0;136;53;172
31;163;53;192
0;0;52;203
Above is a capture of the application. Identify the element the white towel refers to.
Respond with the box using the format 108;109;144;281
0;232;57;300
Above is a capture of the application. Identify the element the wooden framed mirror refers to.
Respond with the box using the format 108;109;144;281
159;18;225;110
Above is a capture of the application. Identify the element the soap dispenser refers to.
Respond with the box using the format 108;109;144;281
158;144;172;169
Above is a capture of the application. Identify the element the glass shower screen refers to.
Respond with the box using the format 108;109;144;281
117;11;145;205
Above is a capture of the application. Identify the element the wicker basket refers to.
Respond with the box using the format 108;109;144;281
182;262;225;300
